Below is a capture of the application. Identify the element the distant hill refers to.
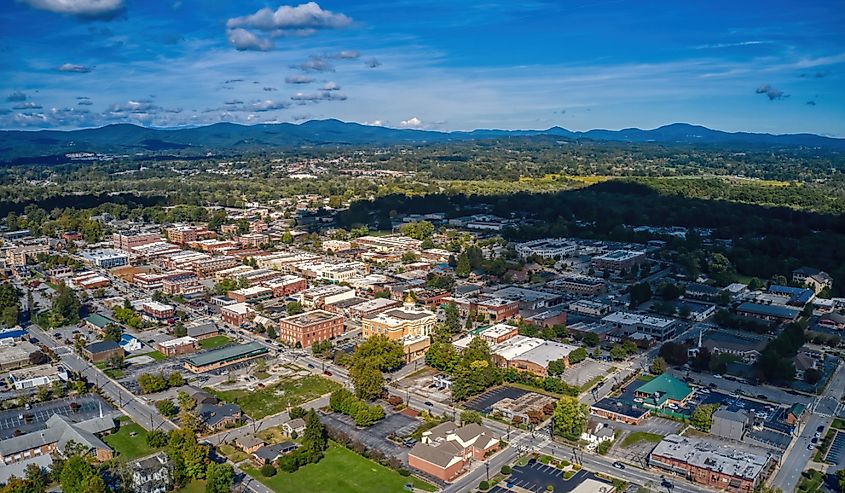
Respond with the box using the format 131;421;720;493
1;119;843;163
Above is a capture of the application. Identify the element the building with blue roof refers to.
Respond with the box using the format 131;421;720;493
768;285;814;306
736;302;800;323
0;328;27;342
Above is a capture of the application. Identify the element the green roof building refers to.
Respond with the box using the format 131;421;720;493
184;342;268;373
634;373;692;408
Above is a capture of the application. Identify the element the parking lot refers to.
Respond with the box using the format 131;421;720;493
497;460;603;493
464;386;532;414
826;430;845;465
0;394;117;439
319;409;416;464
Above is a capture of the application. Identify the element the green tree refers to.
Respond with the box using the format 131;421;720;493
286;301;305;316
204;463;233;493
650;357;667;374
690;404;719;431
456;252;471;278
350;361;384;400
552;396;588;440
568;348;588;365
460;410;483;425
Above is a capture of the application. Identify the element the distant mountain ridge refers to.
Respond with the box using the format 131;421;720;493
1;119;843;162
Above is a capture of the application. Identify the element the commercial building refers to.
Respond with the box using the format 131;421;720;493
142;301;176;320
489;336;579;377
228;286;273;304
220;303;255;327
591;249;646;272
649;434;772;493
548;274;607;295
298;284;356;308
408;422;499;482
263;275;307;297
5;244;49;267
156;336;199;357
711;409;749;441
515;238;578;259
0;414;115;465
80;249;129;269
8;364;68;390
83;340;124;364
634;373;693;409
184;342;268;373
113;231;161;251
736;302;800;323
277;310;345;348
602;311;678;341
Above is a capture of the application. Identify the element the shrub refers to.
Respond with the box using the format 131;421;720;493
501;465;511;475
479;480;490;490
260;464;276;477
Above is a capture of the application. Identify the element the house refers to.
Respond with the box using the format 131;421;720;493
131;453;170;493
235;436;265;454
784;403;805;425
580;420;615;449
282;418;306;437
792;267;833;294
119;333;142;352
408;422;499;482
251;442;298;466
634;373;692;409
83;340;124;363
186;322;219;340
794;353;818;381
0;414;115;465
197;402;242;430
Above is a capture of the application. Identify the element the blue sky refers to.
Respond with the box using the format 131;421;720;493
1;0;844;135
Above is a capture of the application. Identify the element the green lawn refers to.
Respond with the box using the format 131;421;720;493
103;418;160;461
199;335;233;350
243;442;435;493
620;431;664;449
207;375;340;419
175;480;206;493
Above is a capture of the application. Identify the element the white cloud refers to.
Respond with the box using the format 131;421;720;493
251;99;289;112
226;28;273;51
399;117;423;128
21;0;124;19
285;75;315;84
57;63;92;73
290;91;347;102
227;2;352;32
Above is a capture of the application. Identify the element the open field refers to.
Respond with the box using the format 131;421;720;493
199;335;233;350
207;375;340;419
243;442;435;493
103;417;159;461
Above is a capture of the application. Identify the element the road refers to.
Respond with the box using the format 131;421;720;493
26;324;177;433
771;363;845;493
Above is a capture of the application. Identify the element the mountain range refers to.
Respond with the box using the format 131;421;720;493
1;120;843;163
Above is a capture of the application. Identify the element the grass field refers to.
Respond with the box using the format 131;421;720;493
217;443;248;463
207;375;340;419
620;431;664;449
243;442;435;493
199;335;232;350
103;417;159;461
175;480;206;493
